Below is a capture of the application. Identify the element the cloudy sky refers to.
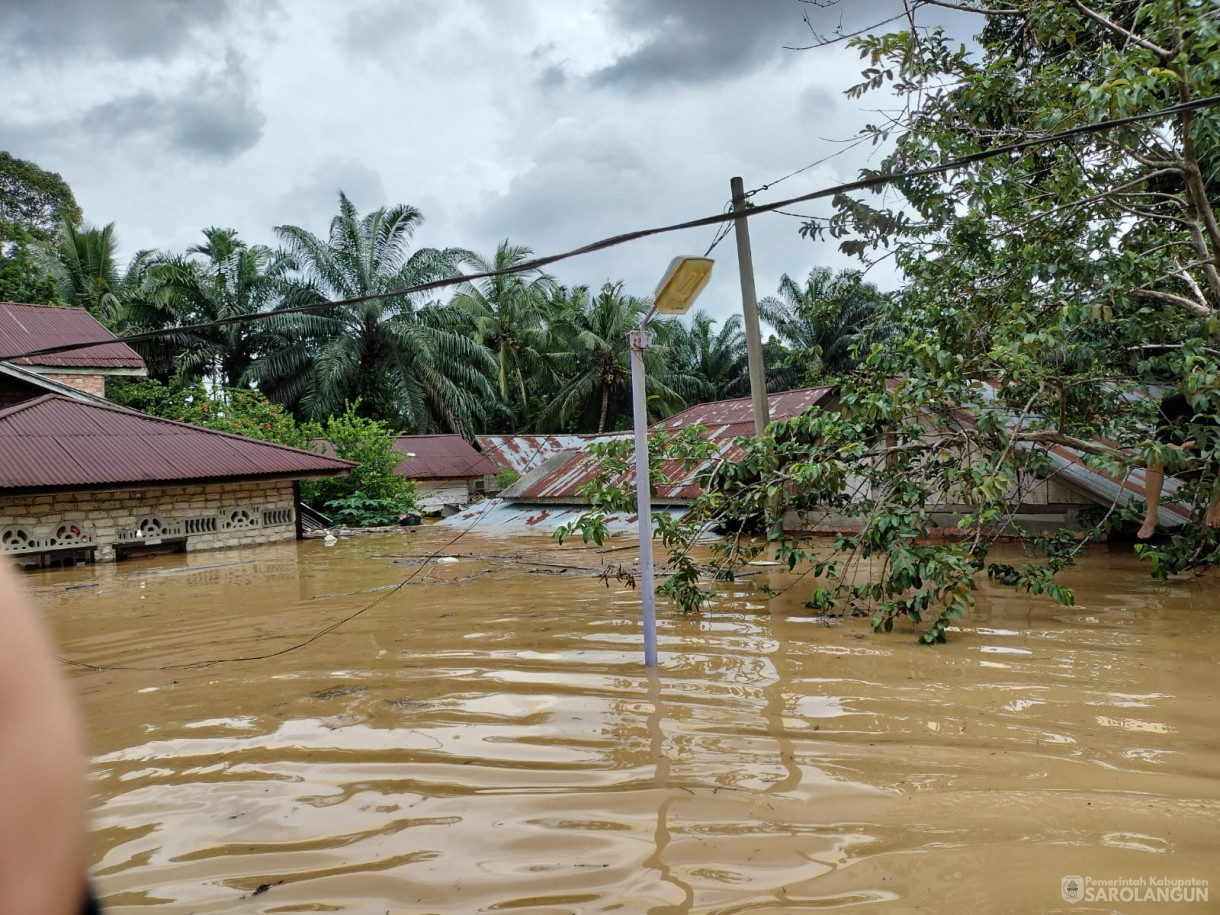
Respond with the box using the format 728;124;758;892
1;0;975;322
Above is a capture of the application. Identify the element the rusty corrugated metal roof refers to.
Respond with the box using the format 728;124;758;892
660;387;833;430
503;388;835;504
972;380;1191;527
0;303;146;370
477;433;629;475
393;435;499;479
0;395;354;492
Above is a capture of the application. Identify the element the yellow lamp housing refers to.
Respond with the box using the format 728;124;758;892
652;256;714;316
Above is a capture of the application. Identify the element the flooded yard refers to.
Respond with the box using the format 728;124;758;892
26;529;1220;912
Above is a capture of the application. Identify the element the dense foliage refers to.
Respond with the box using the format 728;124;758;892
298;404;419;522
0;164;860;439
553;0;1220;642
0;152;81;244
107;381;417;525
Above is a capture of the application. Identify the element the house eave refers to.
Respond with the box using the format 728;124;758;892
0;469;350;499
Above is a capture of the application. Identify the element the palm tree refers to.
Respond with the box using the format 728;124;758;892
149;227;292;389
539;282;687;433
450;240;558;428
108;248;184;383
248;192;497;436
665;309;748;401
758;267;891;383
51;222;124;318
47;222;185;380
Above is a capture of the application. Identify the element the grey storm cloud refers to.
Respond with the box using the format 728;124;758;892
590;0;926;90
342;0;445;56
0;0;242;62
536;64;568;91
79;52;265;160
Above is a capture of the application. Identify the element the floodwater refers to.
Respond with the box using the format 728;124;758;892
24;529;1220;913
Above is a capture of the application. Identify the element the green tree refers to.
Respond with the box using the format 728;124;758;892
150;227;292;389
815;1;1220;580
562;1;1220;642
539;282;688;433
249;192;497;436
664;309;748;401
0;231;62;305
0;152;81;244
450;239;558;428
52;222;125;317
758;267;891;384
301;403;419;523
44;222;185;380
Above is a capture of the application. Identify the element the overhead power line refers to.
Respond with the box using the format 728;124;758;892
743;135;873;199
5;93;1220;365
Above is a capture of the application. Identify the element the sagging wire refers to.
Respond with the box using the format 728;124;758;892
56;436;566;672
56;512;489;673
703;202;735;257
742;134;872;200
787;1;930;51
6;94;1220;367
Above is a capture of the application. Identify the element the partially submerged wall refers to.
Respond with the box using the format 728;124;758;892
1;480;297;566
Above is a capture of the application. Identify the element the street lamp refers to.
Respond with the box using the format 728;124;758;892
629;256;714;668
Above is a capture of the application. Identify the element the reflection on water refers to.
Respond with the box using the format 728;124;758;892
27;532;1220;912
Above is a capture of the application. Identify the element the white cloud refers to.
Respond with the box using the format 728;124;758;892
0;0;977;319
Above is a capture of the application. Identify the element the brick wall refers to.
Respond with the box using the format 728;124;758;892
0;480;297;564
43;372;107;397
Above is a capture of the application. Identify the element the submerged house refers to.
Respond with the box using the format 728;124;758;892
0;394;355;567
498;388;836;506
446;389;834;531
460;385;1178;537
476;433;628;494
0;303;355;567
391;434;499;512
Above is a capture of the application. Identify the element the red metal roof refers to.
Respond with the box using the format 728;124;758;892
477;433;629;476
0;302;146;370
503;388;835;504
0;395;354;492
394;435;499;479
659;387;833;430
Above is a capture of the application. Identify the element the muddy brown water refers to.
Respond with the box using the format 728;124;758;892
23;529;1220;913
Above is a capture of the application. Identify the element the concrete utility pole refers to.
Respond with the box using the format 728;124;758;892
731;176;770;435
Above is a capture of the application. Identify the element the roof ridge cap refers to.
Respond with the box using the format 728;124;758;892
0;395;356;464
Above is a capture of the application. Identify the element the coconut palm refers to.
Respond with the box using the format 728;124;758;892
51;221;125;318
248;192;496;436
107;248;186;382
539;282;688;433
759;267;892;383
450;240;558;428
665;309;749;401
148;227;292;389
46;222;185;379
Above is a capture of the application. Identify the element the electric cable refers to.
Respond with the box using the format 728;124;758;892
7;93;1218;367
785;2;929;51
703;202;735;257
55;434;568;672
743;134;872;199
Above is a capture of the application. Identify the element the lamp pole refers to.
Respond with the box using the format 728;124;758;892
628;318;659;667
628;256;714;668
